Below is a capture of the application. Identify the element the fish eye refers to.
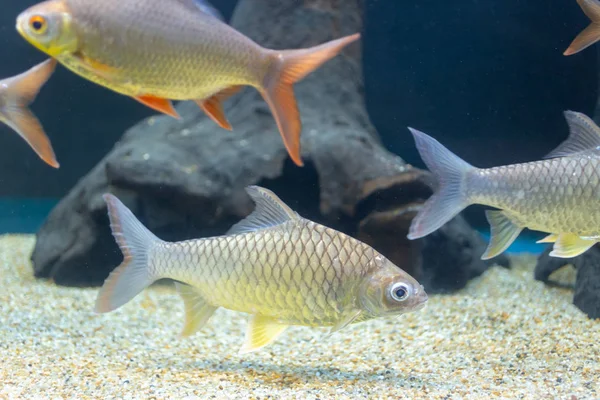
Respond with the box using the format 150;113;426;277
29;15;48;34
390;283;410;302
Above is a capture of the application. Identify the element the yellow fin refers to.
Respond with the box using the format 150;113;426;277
239;315;288;354
549;233;597;258
77;52;121;78
482;210;522;260
537;233;559;244
175;282;217;337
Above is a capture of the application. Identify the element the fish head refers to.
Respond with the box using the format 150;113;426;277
359;257;428;318
16;0;78;57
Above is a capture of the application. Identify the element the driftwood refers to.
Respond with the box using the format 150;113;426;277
31;0;506;290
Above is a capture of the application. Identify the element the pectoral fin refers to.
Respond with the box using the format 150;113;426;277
175;282;218;337
329;309;362;335
550;233;597;258
482;210;523;260
77;53;121;77
134;95;180;119
537;233;558;244
239;315;288;354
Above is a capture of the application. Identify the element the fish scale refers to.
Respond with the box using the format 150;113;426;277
96;186;426;352
153;220;371;326
62;0;261;98
469;154;600;235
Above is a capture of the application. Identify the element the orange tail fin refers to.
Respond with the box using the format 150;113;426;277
0;58;59;168
565;0;600;55
261;33;361;166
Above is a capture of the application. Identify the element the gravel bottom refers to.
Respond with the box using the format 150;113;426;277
0;234;598;399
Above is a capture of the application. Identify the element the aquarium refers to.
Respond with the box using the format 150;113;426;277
0;0;598;398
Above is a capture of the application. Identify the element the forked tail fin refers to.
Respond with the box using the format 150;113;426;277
0;58;58;168
564;0;600;55
261;33;361;167
95;194;162;313
407;128;475;240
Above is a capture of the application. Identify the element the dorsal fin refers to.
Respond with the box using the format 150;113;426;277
544;111;600;159
226;186;299;235
176;0;224;21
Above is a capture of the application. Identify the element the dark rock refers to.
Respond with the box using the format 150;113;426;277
418;215;510;293
535;246;600;319
32;0;506;292
356;200;509;293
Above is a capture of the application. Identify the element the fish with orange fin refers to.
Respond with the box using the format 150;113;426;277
16;0;361;166
0;58;59;168
564;0;600;55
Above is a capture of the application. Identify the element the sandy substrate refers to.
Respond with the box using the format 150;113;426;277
0;235;598;399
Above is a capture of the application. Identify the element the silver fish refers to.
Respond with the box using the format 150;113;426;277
407;111;600;259
96;186;428;353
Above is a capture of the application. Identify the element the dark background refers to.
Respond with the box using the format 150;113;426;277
0;0;597;199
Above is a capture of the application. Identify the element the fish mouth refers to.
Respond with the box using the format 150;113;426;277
413;285;428;310
15;16;25;38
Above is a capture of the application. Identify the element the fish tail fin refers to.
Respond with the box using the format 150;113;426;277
564;0;600;55
95;193;162;314
407;128;475;239
261;33;361;166
1;58;58;168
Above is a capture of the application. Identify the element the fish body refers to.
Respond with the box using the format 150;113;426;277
97;186;427;353
16;0;361;166
407;111;600;260
0;59;58;168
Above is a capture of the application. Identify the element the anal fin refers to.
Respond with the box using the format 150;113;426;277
196;86;242;131
549;233;597;258
175;282;218;337
239;315;288;354
134;95;180;119
482;210;523;260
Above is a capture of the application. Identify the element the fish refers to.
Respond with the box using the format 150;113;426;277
564;0;600;56
406;110;600;260
192;0;224;21
96;186;428;353
0;58;58;168
15;0;361;167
